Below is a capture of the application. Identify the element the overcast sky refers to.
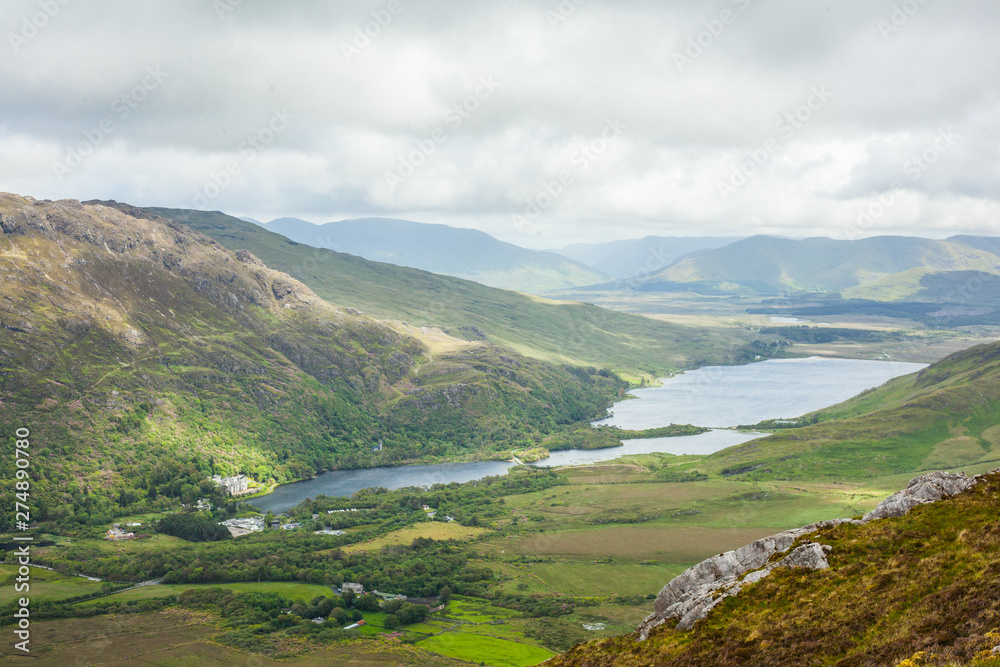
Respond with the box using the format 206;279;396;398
2;0;998;248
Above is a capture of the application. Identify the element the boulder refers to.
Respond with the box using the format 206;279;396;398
638;471;983;640
862;471;975;521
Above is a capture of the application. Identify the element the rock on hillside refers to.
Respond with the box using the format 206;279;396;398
637;471;979;638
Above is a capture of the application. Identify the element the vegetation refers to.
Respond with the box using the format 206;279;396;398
550;472;1000;666
156;512;232;542
146;206;781;380
0;195;630;533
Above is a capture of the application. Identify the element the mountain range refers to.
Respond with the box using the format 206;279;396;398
632;234;1000;299
259;216;610;292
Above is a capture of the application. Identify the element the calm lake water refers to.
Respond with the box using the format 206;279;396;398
251;357;925;513
594;356;925;429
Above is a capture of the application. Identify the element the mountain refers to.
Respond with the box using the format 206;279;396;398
634;234;1000;298
554;236;741;281
145;207;778;381
551;469;1000;666
0;194;630;531
261;216;611;292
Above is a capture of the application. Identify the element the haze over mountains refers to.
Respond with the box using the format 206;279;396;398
250;217;1000;306
259;216;610;292
555;236;741;280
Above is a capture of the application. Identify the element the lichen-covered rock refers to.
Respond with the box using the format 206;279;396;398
863;471;975;521
638;471;980;639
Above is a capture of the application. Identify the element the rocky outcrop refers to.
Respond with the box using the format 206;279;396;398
863;471;975;521
637;471;987;639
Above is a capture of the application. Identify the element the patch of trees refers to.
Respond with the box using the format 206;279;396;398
156;512;232;542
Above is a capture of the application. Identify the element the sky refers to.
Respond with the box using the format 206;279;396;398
1;0;999;248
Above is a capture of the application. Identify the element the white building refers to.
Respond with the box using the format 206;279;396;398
209;474;249;496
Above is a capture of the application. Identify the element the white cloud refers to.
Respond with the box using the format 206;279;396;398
0;0;998;246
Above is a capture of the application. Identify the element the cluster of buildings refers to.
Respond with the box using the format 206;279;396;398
219;516;265;537
209;474;250;496
421;505;455;522
105;524;139;541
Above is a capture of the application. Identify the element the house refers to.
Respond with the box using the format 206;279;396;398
341;582;364;594
209;474;250;496
311;617;325;624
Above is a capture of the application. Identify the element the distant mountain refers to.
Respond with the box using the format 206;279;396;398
634;234;1000;298
261;216;611;292
555;236;742;280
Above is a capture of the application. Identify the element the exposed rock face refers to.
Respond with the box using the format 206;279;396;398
637;471;984;639
863;471;975;521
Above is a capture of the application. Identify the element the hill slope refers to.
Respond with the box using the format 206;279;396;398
263;216;611;292
551;470;1000;666
637;234;1000;297
144;207;776;381
0;194;629;531
555;235;740;280
702;340;1000;481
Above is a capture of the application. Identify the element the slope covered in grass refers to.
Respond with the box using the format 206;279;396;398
145;207;776;381
0;195;628;531
551;471;1000;666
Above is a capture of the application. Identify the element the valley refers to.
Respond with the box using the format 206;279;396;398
1;196;999;666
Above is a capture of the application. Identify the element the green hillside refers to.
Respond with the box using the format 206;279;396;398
0;195;629;532
550;470;1000;666
263;216;611;292
144;207;776;381
703;340;1000;481
639;234;1000;297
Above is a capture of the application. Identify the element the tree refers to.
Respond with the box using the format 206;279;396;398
438;586;452;605
383;613;399;629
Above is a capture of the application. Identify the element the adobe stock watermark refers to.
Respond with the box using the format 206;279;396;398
52;65;168;179
846;126;959;240
384;76;502;192
341;0;407;62
716;84;833;201
674;0;752;72
8;0;72;54
511;117;627;232
877;0;932;40
192;108;295;208
546;0;585;28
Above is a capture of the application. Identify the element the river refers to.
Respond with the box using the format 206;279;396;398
251;356;925;513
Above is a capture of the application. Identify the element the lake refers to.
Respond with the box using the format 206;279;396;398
251;356;925;513
594;356;925;429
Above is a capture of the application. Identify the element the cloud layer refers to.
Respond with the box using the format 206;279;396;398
2;0;998;247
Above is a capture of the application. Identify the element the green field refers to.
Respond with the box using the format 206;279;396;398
0;565;103;604
76;580;335;605
419;632;555;667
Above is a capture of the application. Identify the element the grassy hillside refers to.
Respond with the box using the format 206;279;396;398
144;207;776;381
703;341;1000;481
639;234;1000;297
263;216;611;292
550;470;1000;666
0;195;629;532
